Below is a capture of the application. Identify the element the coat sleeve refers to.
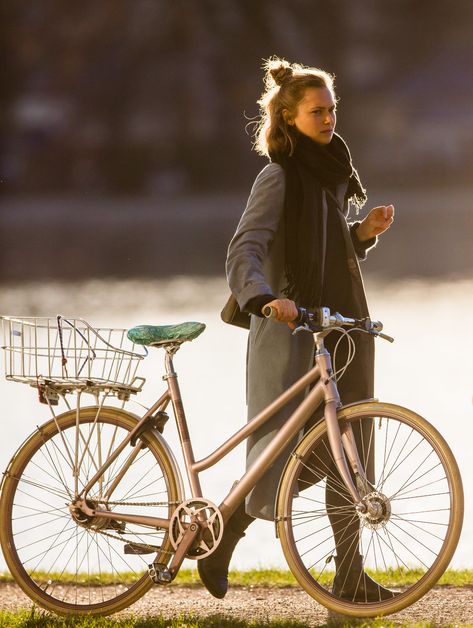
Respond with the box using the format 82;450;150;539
226;163;285;311
348;221;377;260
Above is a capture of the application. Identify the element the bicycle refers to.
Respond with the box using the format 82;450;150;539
0;310;463;618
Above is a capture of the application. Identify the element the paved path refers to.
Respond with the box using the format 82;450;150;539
1;583;473;626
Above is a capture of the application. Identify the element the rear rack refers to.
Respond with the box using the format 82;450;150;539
1;315;147;400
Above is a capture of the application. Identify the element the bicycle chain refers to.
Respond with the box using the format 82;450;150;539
91;499;180;557
94;528;175;556
94;499;181;507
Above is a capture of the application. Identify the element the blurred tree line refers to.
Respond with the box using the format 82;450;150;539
1;0;472;197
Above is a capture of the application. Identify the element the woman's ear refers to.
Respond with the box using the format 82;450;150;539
283;109;294;126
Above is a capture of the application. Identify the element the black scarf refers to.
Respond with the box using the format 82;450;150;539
270;132;366;308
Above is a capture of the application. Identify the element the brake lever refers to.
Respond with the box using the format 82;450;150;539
292;323;313;335
369;330;395;343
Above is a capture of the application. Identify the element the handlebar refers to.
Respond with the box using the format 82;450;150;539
262;305;394;342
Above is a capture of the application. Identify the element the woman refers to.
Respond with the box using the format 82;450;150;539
199;58;394;600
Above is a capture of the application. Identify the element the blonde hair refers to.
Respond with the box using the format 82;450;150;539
253;56;336;157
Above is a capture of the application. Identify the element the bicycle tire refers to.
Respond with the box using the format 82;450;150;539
276;401;463;617
0;405;184;616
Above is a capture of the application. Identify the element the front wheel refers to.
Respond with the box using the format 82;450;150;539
0;406;183;616
276;402;463;617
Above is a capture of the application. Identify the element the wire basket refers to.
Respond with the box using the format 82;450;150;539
1;316;147;397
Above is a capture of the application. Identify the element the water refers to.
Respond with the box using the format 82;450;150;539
0;276;471;571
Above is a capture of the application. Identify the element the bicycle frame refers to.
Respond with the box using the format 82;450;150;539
76;331;370;533
2;311;463;617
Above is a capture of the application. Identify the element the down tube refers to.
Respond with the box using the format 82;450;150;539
219;380;325;521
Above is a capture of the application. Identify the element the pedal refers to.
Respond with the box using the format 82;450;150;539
124;542;161;555
148;561;172;584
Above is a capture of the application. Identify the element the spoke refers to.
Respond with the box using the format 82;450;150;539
374;529;389;573
352;531;377;602
104;449;154;502
18;521;78;555
380;434;427;489
295;513;355;544
302;513;360;564
35;435;73;495
14;486;66;516
43;526;89;600
27;521;79;573
384;522;433;566
359;417;374;478
101;427;128;495
390;515;448;527
29;452;72;499
295;492;355;512
392;491;451;501
73;531;95;581
12;503;68;521
301;444;351;497
395;507;451;516
91;529;146;575
381;417;390;489
390;475;447;500
13;474;71;501
75;408;105;474
119;471;166;503
388;454;440;500
77;427;101;476
46;418;76;479
390;513;446;542
376;525;409;570
377;420;403;491
13;511;74;538
291;506;353;526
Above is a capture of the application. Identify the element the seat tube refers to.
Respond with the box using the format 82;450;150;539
164;349;203;498
316;337;362;505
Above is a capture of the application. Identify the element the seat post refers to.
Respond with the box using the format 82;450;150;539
164;345;203;499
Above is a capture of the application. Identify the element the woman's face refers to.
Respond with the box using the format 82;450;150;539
288;87;337;145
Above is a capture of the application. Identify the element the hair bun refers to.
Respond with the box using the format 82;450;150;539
270;64;293;87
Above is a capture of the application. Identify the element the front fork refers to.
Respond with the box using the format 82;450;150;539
317;343;370;512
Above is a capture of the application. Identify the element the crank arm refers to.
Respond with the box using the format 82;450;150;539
166;521;201;580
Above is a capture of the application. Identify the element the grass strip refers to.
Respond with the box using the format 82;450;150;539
0;610;471;628
1;568;472;588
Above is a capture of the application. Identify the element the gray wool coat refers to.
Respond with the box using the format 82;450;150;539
226;162;376;520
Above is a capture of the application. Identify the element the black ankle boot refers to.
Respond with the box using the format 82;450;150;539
198;503;254;599
332;554;395;602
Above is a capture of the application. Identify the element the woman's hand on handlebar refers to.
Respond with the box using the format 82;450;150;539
261;299;298;328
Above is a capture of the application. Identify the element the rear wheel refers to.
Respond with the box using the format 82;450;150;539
0;406;183;616
277;402;463;617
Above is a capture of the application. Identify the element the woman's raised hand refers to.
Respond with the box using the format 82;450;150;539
356;204;394;241
262;298;299;324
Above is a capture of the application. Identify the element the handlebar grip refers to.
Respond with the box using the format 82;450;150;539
262;305;307;323
262;305;278;318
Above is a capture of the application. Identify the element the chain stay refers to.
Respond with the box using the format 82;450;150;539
94;499;180;507
88;499;180;556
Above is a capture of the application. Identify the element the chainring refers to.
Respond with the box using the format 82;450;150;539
169;498;223;559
